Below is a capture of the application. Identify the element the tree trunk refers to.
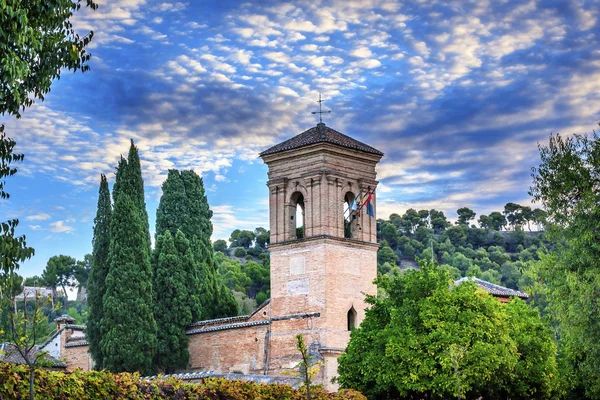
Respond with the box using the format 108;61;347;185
29;366;35;400
61;284;68;309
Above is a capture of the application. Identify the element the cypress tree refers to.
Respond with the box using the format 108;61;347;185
101;141;156;374
154;230;193;372
101;192;156;374
125;140;151;255
86;174;112;368
155;170;236;320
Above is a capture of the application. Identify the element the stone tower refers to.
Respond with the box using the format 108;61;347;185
260;122;383;389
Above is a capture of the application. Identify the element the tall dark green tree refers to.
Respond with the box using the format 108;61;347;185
101;192;156;374
153;230;193;372
101;142;155;374
86;174;112;368
155;169;236;320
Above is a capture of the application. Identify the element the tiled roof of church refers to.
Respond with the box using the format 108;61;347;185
260;123;383;156
455;277;529;299
0;343;67;368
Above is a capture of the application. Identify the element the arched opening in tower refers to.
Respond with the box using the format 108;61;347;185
344;191;356;239
347;306;357;331
290;192;305;239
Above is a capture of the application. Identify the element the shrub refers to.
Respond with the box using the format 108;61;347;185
0;362;366;400
233;247;246;257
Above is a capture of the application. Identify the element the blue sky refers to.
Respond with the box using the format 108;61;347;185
2;0;599;279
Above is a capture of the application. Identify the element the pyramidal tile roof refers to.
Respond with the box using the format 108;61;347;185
260;123;383;157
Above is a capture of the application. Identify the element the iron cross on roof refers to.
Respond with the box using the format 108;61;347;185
311;93;331;123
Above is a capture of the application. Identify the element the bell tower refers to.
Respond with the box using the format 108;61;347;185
260;122;383;389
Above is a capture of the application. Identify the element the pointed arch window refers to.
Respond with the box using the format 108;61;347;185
347;306;357;331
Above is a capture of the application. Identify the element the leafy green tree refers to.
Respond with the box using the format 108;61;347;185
531;208;547;231
430;209;450;233
504;202;525;230
489;211;507;231
86;174;112;368
101;192;156;374
254;227;270;249
234;247;246;257
456;207;476;226
41;255;76;305
443;225;467;247
520;205;534;231
234;230;255;249
22;276;46;287
338;261;519;399
530;129;600;397
466;227;487;248
0;0;97;117
451;252;472;275
73;254;92;290
0;129;35;281
213;239;228;253
380;223;400;249
0;274;54;400
153;230;193;373
377;243;398;266
1;0;97;287
400;208;420;234
497;299;559;399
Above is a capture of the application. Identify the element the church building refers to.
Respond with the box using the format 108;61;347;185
47;122;383;390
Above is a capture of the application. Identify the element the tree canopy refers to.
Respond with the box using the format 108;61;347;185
337;261;558;399
529;128;600;398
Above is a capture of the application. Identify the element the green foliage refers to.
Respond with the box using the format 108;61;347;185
529;128;600;398
0;363;366;400
254;227;270;249
41;255;76;305
0;0;97;116
86;174;112;368
73;253;92;289
377;243;397;266
456;207;476;226
233;247;246;257
337;261;558;399
294;334;323;400
153;231;193;373
0;128;34;279
101;191;156;374
0;273;55;400
232;291;257;315
22;276;46;287
155;169;236;320
229;229;255;249
213;239;228;253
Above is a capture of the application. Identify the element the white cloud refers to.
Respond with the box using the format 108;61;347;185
49;221;74;233
26;213;51;221
350;46;373;58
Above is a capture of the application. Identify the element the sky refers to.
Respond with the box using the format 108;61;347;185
1;0;599;279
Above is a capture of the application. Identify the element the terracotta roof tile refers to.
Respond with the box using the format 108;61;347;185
455;277;529;299
260;123;383;156
0;343;66;368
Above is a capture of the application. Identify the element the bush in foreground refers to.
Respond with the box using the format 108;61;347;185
0;362;365;400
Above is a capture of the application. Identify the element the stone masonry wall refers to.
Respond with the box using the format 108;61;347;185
187;324;269;375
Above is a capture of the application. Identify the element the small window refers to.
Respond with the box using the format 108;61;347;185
347;306;357;331
344;192;355;238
